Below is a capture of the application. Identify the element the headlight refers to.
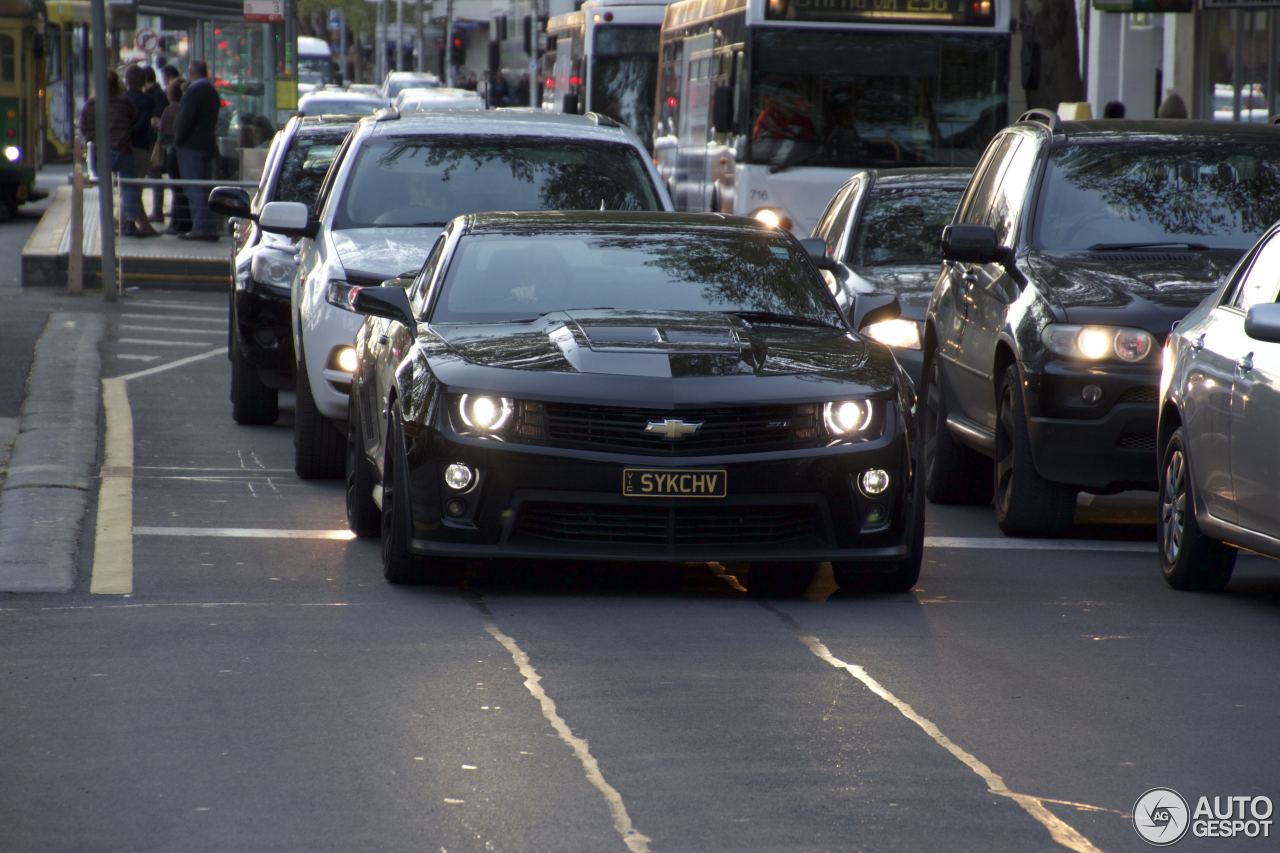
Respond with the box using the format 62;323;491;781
325;279;361;311
249;249;295;291
2;145;19;162
751;207;793;232
823;399;875;437
862;318;922;350
1042;324;1155;363
457;394;514;436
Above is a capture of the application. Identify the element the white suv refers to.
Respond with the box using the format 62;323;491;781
255;109;673;477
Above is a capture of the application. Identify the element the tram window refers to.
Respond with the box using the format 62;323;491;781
0;34;14;82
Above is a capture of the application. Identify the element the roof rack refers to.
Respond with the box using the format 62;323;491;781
373;107;401;121
583;111;621;128
1016;108;1062;132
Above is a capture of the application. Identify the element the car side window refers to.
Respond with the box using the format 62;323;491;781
814;179;856;254
955;135;1012;226
410;235;450;314
312;131;355;220
1233;233;1280;313
987;137;1039;248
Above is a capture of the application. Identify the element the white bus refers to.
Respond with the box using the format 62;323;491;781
654;0;1011;234
542;0;678;149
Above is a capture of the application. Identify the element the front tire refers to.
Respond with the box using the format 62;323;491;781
993;365;1077;537
345;397;380;538
922;354;992;505
229;327;279;425
1158;427;1235;591
380;410;463;586
293;355;344;480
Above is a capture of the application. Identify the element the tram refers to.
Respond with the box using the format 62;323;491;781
0;0;45;219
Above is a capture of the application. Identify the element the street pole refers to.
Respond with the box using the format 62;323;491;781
415;0;424;72
89;0;117;301
396;0;404;71
376;0;386;83
444;0;454;87
69;134;84;294
339;10;348;83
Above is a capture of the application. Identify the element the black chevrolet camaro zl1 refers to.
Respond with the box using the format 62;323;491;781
340;212;923;593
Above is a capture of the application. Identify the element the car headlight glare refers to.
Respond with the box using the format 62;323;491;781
1043;324;1155;362
823;399;873;436
862;318;922;350
335;346;358;373
250;249;295;288
2;145;19;162
751;207;793;232
458;394;513;434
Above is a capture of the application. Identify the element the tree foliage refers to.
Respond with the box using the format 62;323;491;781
1022;0;1083;111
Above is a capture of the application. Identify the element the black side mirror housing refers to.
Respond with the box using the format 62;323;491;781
562;92;579;115
798;237;839;273
351;285;417;338
941;224;1004;264
853;293;902;332
209;186;253;220
712;85;734;133
1245;303;1280;343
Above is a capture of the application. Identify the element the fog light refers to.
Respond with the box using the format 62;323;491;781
865;503;886;526
445;497;468;518
1081;384;1102;404
443;462;474;492
335;346;358;373
859;468;890;496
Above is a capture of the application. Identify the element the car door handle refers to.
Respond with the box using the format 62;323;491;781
1191;333;1205;351
1237;352;1254;372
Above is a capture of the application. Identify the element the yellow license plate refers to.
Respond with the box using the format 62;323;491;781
622;468;726;498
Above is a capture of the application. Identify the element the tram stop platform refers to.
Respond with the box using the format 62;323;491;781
20;183;230;291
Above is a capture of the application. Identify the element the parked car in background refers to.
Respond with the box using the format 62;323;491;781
209;114;356;425
296;90;386;117
1157;221;1280;590
393;87;484;113
343;212;924;593
810;167;970;384
254;109;674;479
923;112;1280;536
380;71;441;101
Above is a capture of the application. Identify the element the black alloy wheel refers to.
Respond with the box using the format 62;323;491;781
993;365;1076;537
293;354;345;479
229;322;279;425
380;410;463;586
1157;427;1235;591
922;354;992;505
345;396;380;538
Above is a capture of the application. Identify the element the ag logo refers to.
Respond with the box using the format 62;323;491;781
1134;787;1190;846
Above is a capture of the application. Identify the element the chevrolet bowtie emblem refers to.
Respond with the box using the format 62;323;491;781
645;418;703;440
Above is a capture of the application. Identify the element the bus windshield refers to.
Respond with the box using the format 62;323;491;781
591;27;660;146
748;30;1007;169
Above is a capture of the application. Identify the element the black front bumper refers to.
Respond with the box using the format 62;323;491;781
233;286;294;386
401;423;918;564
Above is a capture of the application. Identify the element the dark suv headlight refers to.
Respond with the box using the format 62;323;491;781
1042;324;1155;363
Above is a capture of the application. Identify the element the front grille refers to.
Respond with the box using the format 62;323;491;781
518;402;820;456
1118;432;1157;452
1118;386;1158;404
512;501;824;547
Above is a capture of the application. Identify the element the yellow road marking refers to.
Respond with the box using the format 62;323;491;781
90;378;133;595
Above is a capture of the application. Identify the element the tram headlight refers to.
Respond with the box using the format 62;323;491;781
2;146;20;163
751;207;793;232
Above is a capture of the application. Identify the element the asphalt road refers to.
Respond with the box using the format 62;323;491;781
3;288;1279;852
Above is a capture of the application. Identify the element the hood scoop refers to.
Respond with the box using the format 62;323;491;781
1085;251;1191;263
569;312;743;354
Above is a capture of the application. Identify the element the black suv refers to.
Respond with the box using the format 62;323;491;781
923;112;1280;536
210;114;355;425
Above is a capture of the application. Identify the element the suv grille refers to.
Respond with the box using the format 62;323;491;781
512;502;824;546
516;402;820;456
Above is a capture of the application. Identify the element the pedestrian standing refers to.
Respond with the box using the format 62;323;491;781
158;78;191;234
1157;91;1188;119
123;65;158;235
79;69;150;238
143;66;169;221
174;59;221;241
1102;100;1126;119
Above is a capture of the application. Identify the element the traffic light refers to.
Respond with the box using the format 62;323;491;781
451;33;465;66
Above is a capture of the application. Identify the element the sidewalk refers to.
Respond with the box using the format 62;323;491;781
21;182;230;291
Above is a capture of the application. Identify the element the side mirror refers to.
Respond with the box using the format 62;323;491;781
209;186;253;220
941;224;1003;264
1245;303;1280;343
712;85;734;133
562;92;579;115
351;285;417;338
798;237;839;273
258;201;318;239
853;293;902;331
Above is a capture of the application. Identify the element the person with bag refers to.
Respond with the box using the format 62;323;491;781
157;78;191;234
144;66;169;221
79;69;150;238
123;65;158;234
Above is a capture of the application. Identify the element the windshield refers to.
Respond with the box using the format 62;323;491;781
273;133;346;212
332;139;663;230
749;30;1007;169
1034;141;1280;251
590;27;659;149
299;97;382;117
847;184;965;268
299;57;331;86
430;230;843;325
385;76;440;98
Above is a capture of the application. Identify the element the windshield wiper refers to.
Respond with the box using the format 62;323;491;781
726;311;840;329
1087;241;1212;252
374;221;448;228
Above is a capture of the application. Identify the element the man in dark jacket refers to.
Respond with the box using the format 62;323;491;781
123;65;157;234
174;59;221;240
143;66;169;221
80;69;151;238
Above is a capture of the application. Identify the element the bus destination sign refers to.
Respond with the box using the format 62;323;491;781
765;0;997;26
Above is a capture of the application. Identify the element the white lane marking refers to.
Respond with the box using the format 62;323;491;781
926;536;1154;553
121;324;226;336
117;348;226;382
477;607;651;853
127;300;224;312
138;466;294;473
772;611;1100;853
135;526;356;540
117;354;161;362
0;601;366;612
123;312;224;324
117;338;210;348
91;378;134;595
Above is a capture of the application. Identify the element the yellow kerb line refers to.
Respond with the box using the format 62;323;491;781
90;378;133;594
